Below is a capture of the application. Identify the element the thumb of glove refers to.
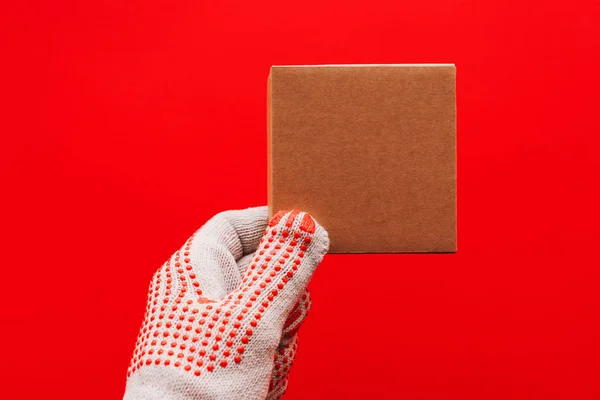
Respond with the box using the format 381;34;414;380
232;210;329;337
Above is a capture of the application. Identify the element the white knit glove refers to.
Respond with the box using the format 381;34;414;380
124;207;329;400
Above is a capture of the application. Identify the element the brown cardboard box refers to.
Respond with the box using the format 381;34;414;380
267;64;456;253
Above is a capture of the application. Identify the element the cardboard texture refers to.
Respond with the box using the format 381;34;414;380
267;65;456;253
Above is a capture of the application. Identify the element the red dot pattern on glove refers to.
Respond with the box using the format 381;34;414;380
267;329;303;399
127;211;317;379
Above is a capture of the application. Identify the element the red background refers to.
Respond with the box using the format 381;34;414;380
2;0;600;398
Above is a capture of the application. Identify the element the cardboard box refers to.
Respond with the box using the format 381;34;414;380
267;64;456;253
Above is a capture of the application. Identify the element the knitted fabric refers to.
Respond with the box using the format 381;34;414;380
124;207;329;399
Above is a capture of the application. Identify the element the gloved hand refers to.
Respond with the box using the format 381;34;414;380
124;207;329;400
